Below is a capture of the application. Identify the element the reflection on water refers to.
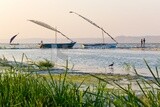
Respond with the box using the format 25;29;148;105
0;48;160;76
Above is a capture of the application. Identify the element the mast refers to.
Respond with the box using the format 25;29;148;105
69;11;118;44
102;29;105;44
55;26;57;44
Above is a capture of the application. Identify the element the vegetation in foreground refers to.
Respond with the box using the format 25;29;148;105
0;57;160;106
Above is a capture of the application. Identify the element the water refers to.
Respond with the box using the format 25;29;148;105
1;43;160;49
0;47;160;76
117;43;160;48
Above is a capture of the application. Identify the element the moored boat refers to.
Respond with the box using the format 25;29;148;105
83;43;117;49
9;33;19;45
70;11;118;49
40;42;76;49
29;20;76;49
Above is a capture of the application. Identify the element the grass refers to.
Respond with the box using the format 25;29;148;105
0;57;160;106
36;59;54;69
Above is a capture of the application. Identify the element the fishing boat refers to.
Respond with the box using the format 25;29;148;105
9;33;19;45
83;43;117;49
8;33;20;49
70;11;118;49
29;20;76;49
82;30;117;49
39;42;76;49
82;28;117;49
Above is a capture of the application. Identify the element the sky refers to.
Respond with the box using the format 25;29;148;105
0;0;160;41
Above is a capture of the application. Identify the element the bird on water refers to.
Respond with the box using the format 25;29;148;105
108;62;114;69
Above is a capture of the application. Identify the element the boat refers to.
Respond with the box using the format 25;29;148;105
9;33;19;45
70;11;118;49
29;20;76;49
83;43;117;49
39;42;76;49
9;33;20;49
82;28;117;49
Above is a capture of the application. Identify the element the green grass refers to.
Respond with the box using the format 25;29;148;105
36;59;54;69
0;57;160;106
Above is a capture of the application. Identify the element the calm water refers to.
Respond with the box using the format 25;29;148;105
1;43;160;49
0;48;160;76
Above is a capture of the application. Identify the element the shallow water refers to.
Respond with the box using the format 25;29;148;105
0;48;160;76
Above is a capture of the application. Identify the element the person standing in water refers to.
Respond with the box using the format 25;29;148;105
40;40;43;48
143;38;145;48
141;39;143;48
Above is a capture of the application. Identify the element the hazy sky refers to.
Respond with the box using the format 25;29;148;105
0;0;160;40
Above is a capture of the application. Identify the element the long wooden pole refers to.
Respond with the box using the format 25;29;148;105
29;20;74;43
70;11;118;44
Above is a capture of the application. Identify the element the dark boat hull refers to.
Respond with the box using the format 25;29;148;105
83;43;117;49
40;42;76;49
